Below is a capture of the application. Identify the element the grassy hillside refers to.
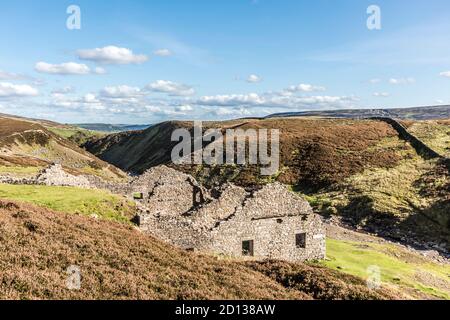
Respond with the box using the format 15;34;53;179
267;105;450;120
85;118;401;187
0;184;135;224
46;126;106;145
407;120;450;157
83;121;192;173
84;117;449;250
324;239;449;299
0;116;126;182
0;200;399;300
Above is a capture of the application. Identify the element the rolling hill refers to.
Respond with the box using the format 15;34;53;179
0;200;400;300
266;105;450;120
0;112;448;300
83;117;450;253
75;123;152;132
0;115;126;182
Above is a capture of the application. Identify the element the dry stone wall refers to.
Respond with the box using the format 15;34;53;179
137;169;326;262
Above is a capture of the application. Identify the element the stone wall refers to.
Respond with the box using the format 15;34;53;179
372;117;443;159
0;164;92;188
138;174;326;262
129;166;210;217
209;214;325;262
36;164;92;187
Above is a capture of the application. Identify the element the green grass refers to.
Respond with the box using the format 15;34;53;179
322;239;450;299
408;122;450;157
0;184;135;224
46;127;104;144
0;166;41;175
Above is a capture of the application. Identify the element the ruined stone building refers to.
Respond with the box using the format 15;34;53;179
133;166;325;262
0;163;325;262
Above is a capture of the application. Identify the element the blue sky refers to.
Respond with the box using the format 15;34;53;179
1;0;450;124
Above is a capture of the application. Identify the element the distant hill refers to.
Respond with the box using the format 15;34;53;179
266;105;450;120
75;123;152;132
0;115;126;182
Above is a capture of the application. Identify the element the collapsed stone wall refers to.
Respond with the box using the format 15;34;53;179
209;214;325;262
0;162;326;262
139;174;326;262
0;164;92;188
36;164;91;187
129;165;209;217
206;183;325;261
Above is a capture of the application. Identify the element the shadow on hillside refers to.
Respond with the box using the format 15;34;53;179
335;195;449;255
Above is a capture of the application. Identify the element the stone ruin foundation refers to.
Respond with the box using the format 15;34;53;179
134;166;326;262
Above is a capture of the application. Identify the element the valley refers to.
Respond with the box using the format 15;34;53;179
0;109;448;300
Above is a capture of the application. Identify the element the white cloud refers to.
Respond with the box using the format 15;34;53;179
83;93;99;103
51;86;75;94
196;92;358;110
247;74;262;83
389;77;415;85
0;82;39;97
146;80;195;96
369;78;381;84
77;46;148;64
212;107;252;117
100;85;142;98
285;83;326;92
439;71;450;78
198;93;265;106
94;67;107;75
0;70;27;80
175;105;193;112
154;49;172;57
35;62;91;75
436;99;445;104
373;92;390;97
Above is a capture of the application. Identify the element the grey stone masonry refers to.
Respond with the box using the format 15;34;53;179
0;163;325;262
137;166;325;262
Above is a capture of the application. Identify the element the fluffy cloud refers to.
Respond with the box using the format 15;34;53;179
154;49;172;57
198;93;265;106
0;70;28;80
146;80;195;96
196;92;357;110
94;67;107;75
35;62;91;75
212;107;252;117
389;78;415;85
439;71;450;78
77;46;148;65
51;86;75;94
247;74;262;83
285;83;326;93
373;92;390;97
0;82;39;97
100;85;142;98
369;78;381;84
175;105;193;112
